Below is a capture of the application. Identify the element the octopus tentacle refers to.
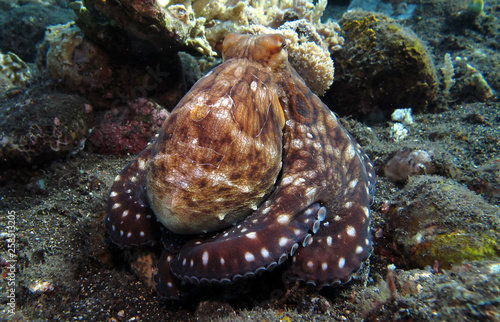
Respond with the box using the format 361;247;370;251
106;144;162;247
105;34;377;298
290;192;374;286
170;203;326;284
156;249;185;299
281;70;377;286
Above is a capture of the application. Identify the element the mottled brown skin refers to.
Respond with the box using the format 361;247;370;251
106;34;376;299
147;34;287;234
168;34;375;287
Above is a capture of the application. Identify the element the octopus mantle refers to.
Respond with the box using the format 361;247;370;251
106;34;376;299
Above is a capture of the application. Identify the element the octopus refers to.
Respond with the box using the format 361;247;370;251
106;34;376;299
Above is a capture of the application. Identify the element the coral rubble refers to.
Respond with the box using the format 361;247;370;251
36;23;185;110
0;89;92;166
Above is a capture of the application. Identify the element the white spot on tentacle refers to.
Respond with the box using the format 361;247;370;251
345;144;356;160
363;206;370;218
338;257;345;269
112;203;120;209
246;232;257;239
279;237;288;247
305;187;317;199
277;214;290;224
245;252;255;262
291;139;304;149
294;177;306;185
317;207;326;221
261;248;270;258
138;159;146;170
356;245;364;254
346;226;356;237
110;191;118;197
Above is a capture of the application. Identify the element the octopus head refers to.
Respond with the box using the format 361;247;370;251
222;33;288;70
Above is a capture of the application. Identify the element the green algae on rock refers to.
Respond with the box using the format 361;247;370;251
327;11;438;119
385;175;500;269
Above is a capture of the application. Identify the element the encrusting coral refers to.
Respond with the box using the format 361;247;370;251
0;51;31;86
68;0;341;57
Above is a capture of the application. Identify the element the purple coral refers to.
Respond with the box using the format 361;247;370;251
90;98;169;155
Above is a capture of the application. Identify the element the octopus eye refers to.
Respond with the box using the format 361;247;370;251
261;34;286;54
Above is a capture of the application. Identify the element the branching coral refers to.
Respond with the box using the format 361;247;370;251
245;19;338;95
69;0;338;58
193;0;334;51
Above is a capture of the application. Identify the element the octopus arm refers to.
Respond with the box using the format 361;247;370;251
156;249;184;299
282;77;376;285
169;202;326;285
289;197;374;286
106;143;162;247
